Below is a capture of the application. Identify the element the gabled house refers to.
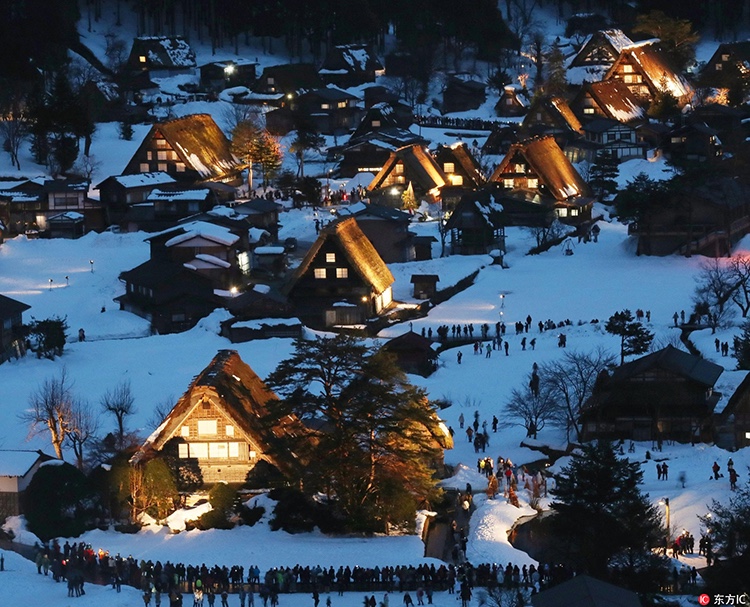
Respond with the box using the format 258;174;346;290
571;80;646;124
522;95;583;145
148;187;216;223
283;217;394;327
95;172;178;227
714;372;750;450
334;128;428;178
294;87;361;136
580;345;724;443
604;40;693;108
442;76;486;113
351;103;402;141
0;450;55;520
700;41;750;89
0;294;30;363
125;36;197;78
444;186;508;255
41;179;104;234
363;88;414;125
319;44;384;87
48;211;85;239
569;29;634;68
664;122;723;164
123;114;241;186
433;143;486;189
115;259;220;334
482;124;521;156
566;118;646;164
495;85;529;117
489;136;593;223
381;331;438;377
254;63;323;96
132;350;310;484
339;201;416;263
367;144;448;206
231;198;282;240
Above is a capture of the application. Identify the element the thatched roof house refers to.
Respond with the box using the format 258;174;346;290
126;36;196;76
367;144;448;205
571;80;646;124
569;29;634;68
132;350;310;484
283;217;394;327
123;114;240;185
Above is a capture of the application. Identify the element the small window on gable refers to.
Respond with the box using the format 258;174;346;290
156;138;167;147
181;426;190;437
139;55;147;63
506;98;513;105
372;120;381;127
503;178;514;189
623;64;633;73
583;107;595;114
337;101;347;109
314;268;326;279
202;400;210;410
716;63;723;71
514;163;525;173
139;163;150;172
197;420;217;435
147;151;153;160
395;164;404;174
722;54;730;61
267;77;275;85
527;178;538;189
176;163;186;173
336;268;348;279
443;162;455;173
326;253;336;263
157;151;167;161
158;163;167;172
226;425;235;436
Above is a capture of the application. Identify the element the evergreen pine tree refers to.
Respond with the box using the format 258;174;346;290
733;318;750;370
545;41;568;97
589;150;620;200
605;309;654;364
548;441;665;580
119;120;134;141
401;182;418;212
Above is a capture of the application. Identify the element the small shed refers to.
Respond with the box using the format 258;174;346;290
0;450;55;520
381;331;439;377
411;274;439;299
48;211;85;239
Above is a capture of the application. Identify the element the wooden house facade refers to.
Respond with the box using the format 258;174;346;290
580;346;723;444
367;144;447;206
0;294;30;364
566;118;646;164
334;128;427;178
254;64;323;96
522;96;583;145
442;76;486;113
568;29;634;68
604;41;693;108
381;331;438;377
444;187;508;255
495;85;529;117
0;450;55;520
340;202;416;263
283;217;394;327
664;122;723;164
489;136;593;223
700;41;750;89
200;60;258;91
39;179;103;234
132;350;310;484
123;114;241;186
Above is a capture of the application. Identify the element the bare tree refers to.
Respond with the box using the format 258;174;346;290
693;258;740;315
542;348;616;443
21;368;74;459
526;219;568;248
100;380;136;449
504;377;557;438
66;399;99;469
730;255;750;317
0;88;27;170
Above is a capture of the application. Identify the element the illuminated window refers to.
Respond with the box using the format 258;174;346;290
267;77;275;85
443;162;455;173
624;75;635;84
249;450;257;459
226;425;234;436
326;253;336;263
139;163;150;172
171;151;179;160
158;163;167;172
336;268;348;279
583;107;595;114
176;163;186;172
229;442;239;457
556;208;568;217
146;151;153;160
321;103;331;110
722;54;730;61
527;178;538;189
716;63;723;71
181;426;190;437
156;138;167;147
623;65;633;73
190;443;208;458
571;208;579;216
503;178;514;188
396;175;406;184
178;444;188;458
506;98;513;105
514;163;525;173
209;443;227;458
139;55;147;63
450;175;463;186
372;120;381;127
157;151;167;161
337;101;347;108
314;268;326;279
395;164;404;174
197;420;217;435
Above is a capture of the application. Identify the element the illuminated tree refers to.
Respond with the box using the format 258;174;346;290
21;368;74;459
251;129;283;188
230;119;261;190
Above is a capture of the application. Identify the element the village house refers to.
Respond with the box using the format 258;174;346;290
41;179;104;234
570;80;646;125
570;29;634;68
714;373;750;451
432;142;487;210
254;63;323;97
442;76;487;114
495;85;529;117
0;294;30;364
381;331;439;377
132;350;310;485
125;36;197;78
318;44;384;87
0;450;55;521
410;274;440;299
334;126;427;178
200;59;258;91
443;186;508;254
0;178;45;236
663;122;723;164
363;88;414;126
489;136;593;223
122;114;241;187
604;40;693;108
700;41;750;89
566;118;646;164
522;95;583;147
481;124;521;156
47;211;85;239
367;144;448;206
580;345;724;444
283;217;394;327
629;175;750;257
95;171;178;228
267;87;361;136
339;201;416;263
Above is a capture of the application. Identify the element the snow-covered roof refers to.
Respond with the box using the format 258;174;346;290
49;211;84;221
254;246;285;255
160;221;240;248
191;254;231;269
248;227;270;244
103;172;176;189
147;188;209;201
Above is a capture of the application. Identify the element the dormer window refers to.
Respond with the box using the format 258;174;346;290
314;268;326;279
326;253;336;263
623;65;633;73
335;268;348;278
514;163;525;173
443;162;455;173
527;178;538;189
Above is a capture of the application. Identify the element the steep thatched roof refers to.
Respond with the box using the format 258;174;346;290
525;96;583;134
605;41;692;105
368;144;447;193
284;217;394;295
133;350;309;472
569;29;634;67
433;143;486;188
611;345;723;387
489;136;589;201
129;114;238;181
579;80;646;123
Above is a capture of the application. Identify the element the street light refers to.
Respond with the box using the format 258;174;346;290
660;497;671;548
89;259;94;273
48;278;53;291
230;286;238;297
